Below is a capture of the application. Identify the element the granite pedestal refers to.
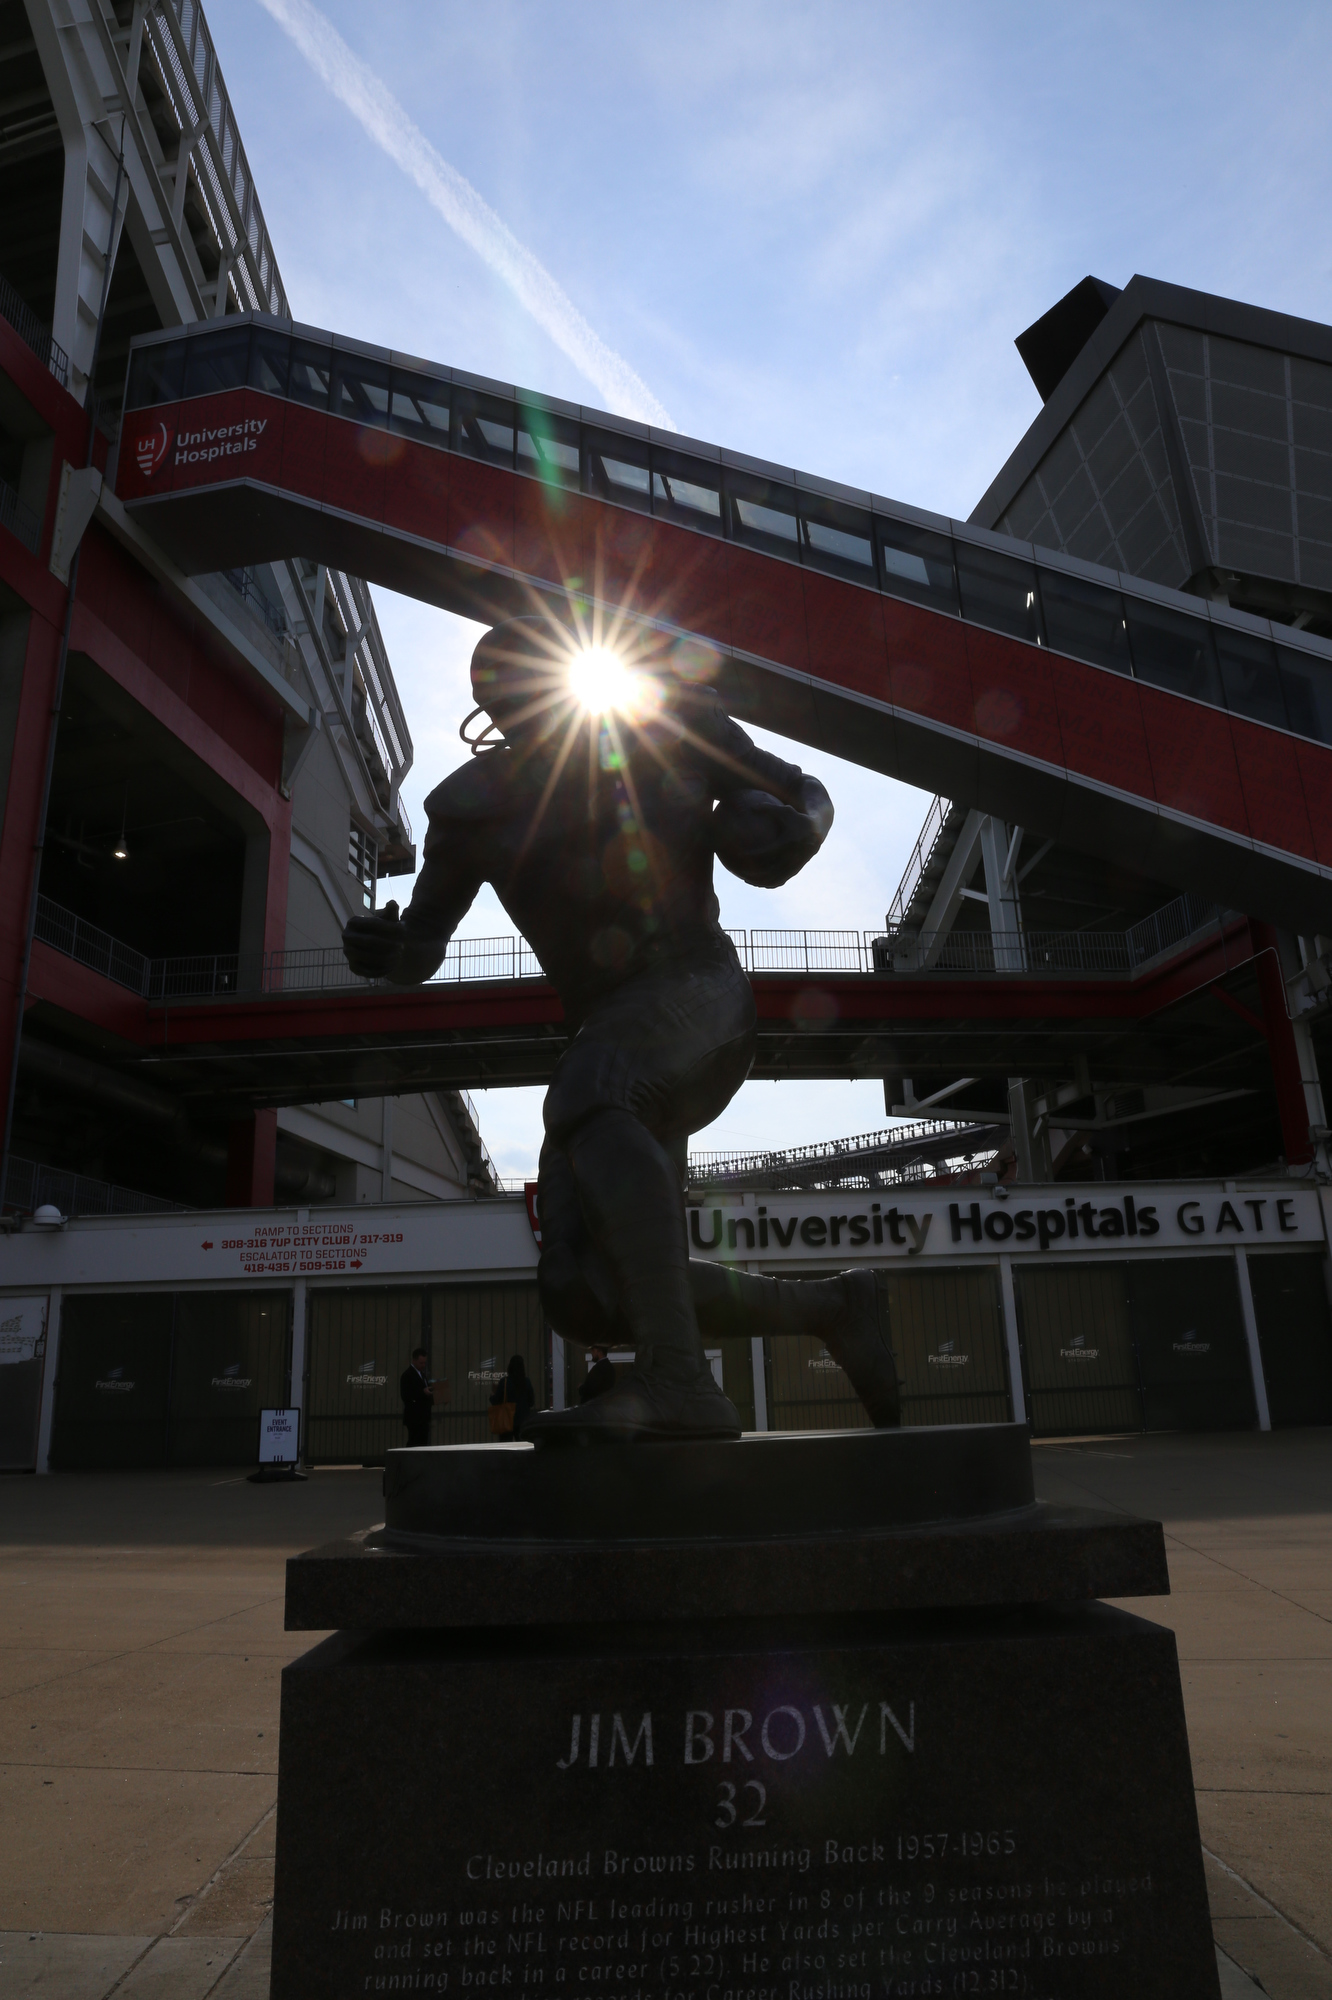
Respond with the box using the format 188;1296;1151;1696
271;1426;1220;1999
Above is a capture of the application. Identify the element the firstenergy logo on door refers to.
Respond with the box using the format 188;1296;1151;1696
133;415;268;477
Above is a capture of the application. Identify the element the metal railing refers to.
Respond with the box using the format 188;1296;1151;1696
34;896;239;999
1126;890;1220;967
0;269;69;387
221;566;287;636
3;1154;186;1218
0;477;41;556
886;794;951;930
688;1116;1002;1192
32;891;1228;1006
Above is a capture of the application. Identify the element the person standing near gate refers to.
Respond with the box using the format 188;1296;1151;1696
400;1347;447;1447
579;1343;616;1404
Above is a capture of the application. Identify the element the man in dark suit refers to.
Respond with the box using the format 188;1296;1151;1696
400;1347;437;1447
578;1343;616;1405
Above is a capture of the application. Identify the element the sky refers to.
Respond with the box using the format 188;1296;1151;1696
211;0;1332;1179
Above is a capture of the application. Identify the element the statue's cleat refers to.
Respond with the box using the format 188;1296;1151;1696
819;1269;901;1428
526;1367;742;1443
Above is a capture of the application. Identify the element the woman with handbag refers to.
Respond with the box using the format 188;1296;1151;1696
488;1354;535;1441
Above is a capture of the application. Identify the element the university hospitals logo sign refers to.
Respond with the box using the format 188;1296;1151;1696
135;421;172;477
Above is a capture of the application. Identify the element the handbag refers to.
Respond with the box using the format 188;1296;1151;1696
488;1393;516;1438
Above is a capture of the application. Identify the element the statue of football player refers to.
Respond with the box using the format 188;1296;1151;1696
343;617;899;1440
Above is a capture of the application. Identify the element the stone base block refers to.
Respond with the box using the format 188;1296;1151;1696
271;1602;1219;1998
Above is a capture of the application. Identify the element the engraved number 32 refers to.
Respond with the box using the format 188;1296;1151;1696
714;1780;767;1828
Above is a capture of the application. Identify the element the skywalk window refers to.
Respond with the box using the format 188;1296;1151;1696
877;521;958;615
389;369;450;446
250;328;290;398
1214;626;1287;731
1126;601;1222;706
1038;569;1131;675
726;470;799;559
651;448;722;534
182;326;251;399
583;429;651;512
332;355;390;428
453;389;516;468
288;341;333;411
125;341;186;409
517;405;581;489
799;494;875;585
955;544;1044;646
1277;645;1332;745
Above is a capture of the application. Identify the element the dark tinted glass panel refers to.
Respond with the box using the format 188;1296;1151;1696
249;327;289;397
288;339;333;410
799;493;875;584
877;520;958;613
516;404;580;489
956;544;1043;644
1126;600;1222;703
182;326;251;399
389;367;449;445
1038;569;1131;674
652;447;722;534
583;428;650;512
331;353;390;428
726;469;799;558
1214;626;1286;730
1277;646;1332;745
125;341;186;408
453;389;515;467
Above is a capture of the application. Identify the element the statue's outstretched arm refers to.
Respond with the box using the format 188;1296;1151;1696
686;692;833;888
342;789;484;986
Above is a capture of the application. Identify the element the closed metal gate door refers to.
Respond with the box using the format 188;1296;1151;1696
1126;1259;1254;1430
884;1268;1012;1426
305;1288;423;1465
169;1293;288;1465
0;1296;48;1472
1015;1266;1142;1436
1247;1254;1332;1426
427;1284;546;1443
764;1268;1011;1431
304;1282;548;1460
50;1291;289;1467
52;1294;176;1468
766;1326;869;1431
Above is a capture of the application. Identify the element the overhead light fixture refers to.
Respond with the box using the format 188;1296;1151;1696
113;789;129;861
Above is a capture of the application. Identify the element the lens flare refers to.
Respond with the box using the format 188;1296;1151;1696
568;645;639;716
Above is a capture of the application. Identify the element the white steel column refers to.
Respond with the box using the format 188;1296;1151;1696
997;1256;1027;1426
1233;1250;1272;1432
380;1098;395;1200
979;817;1025;972
288;1277;308;1454
34;1288;62;1474
750;1336;769;1432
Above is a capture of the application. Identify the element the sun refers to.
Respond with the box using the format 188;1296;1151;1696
568;645;639;717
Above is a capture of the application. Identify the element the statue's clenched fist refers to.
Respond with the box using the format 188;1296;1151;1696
342;900;404;981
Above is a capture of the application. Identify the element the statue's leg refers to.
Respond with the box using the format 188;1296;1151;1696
689;1262;901;1427
534;1135;621;1348
525;951;755;1439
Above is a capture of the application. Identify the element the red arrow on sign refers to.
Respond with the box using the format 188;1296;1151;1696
349;1258;363;1269
201;1241;214;1250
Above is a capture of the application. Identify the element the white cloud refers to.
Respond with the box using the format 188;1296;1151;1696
253;0;674;429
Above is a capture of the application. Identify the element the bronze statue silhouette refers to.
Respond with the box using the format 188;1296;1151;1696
343;617;899;1439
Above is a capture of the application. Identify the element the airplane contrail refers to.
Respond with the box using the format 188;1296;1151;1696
255;0;675;431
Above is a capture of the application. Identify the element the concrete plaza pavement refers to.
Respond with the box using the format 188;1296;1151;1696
0;1432;1327;1998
